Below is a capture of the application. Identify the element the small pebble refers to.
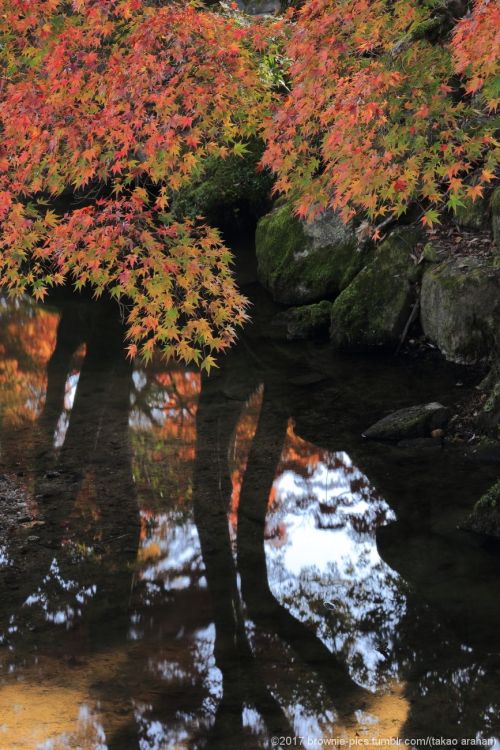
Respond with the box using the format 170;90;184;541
431;429;445;439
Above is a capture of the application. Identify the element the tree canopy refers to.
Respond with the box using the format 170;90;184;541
262;0;499;229
0;0;497;366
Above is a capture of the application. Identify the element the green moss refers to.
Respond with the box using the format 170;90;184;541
171;139;273;223
423;242;439;263
420;258;500;364
330;227;422;351
491;187;500;253
478;361;500;436
478;480;500;510
255;202;306;290
454;195;489;230
465;480;500;539
255;201;361;305
272;300;332;340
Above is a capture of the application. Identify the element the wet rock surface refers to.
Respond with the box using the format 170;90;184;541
270;300;332;340
255;201;361;305
463;479;500;539
420;256;500;364
363;402;451;441
330;227;422;352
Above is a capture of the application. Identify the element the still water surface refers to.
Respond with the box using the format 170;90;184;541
0;291;499;749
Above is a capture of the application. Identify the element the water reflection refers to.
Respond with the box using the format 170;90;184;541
0;295;499;748
265;433;406;691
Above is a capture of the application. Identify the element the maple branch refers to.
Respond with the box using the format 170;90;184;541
390;0;470;58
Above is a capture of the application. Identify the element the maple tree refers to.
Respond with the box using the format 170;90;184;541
0;0;498;369
261;0;499;231
0;0;275;368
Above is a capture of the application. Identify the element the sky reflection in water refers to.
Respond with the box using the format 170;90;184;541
0;298;498;748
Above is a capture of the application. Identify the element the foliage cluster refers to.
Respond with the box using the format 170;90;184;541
262;0;499;230
0;0;498;366
0;0;274;367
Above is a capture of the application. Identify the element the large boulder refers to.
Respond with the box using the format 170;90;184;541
255;202;362;305
362;402;450;441
329;226;422;351
464;480;500;539
420;256;500;364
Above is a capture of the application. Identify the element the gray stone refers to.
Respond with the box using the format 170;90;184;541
420;257;500;364
255;202;363;305
363;402;450;441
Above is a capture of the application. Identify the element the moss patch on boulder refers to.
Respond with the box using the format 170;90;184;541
255;202;362;305
329;226;422;351
477;361;500;437
362;402;450;441
454;195;490;230
420;257;500;364
464;480;500;539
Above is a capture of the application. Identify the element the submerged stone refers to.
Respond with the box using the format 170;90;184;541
255;202;362;305
330;226;422;351
270;300;332;341
420;256;500;364
363;402;450;440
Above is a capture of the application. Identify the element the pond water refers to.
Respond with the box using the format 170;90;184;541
0;287;499;750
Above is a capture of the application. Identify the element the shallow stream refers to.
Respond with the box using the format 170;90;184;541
0;284;499;749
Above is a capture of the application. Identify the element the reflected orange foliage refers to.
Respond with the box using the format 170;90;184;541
229;384;264;531
0;301;59;426
130;366;201;512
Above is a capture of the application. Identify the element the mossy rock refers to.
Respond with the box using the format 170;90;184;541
422;242;440;263
363;402;450;441
171;139;273;224
270;300;332;341
477;361;500;437
420;257;500;364
454;194;489;230
329;226;422;351
491;187;500;253
464;480;500;538
255;202;362;305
